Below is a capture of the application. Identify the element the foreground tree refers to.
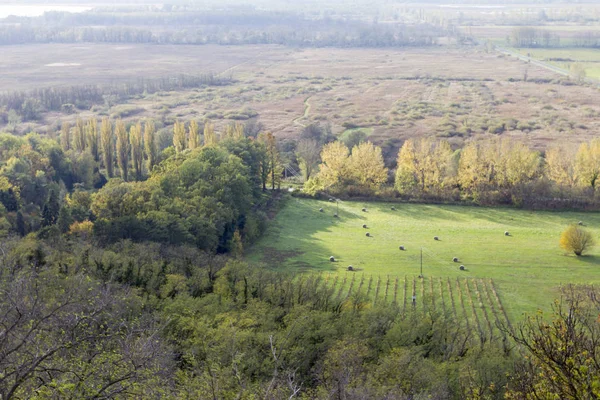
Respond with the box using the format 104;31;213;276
506;287;600;399
560;224;595;256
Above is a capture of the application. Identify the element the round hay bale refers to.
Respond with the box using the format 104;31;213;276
362;208;367;212
347;265;353;271
459;265;465;271
504;231;510;236
319;208;323;212
329;256;335;262
362;224;367;228
434;236;439;241
453;257;458;262
329;198;334;202
578;221;584;226
391;206;396;211
399;245;405;251
333;213;339;218
365;232;370;237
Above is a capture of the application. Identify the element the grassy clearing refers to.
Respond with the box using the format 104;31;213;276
247;198;600;321
512;47;600;79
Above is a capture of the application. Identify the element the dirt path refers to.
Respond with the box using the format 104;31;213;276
292;96;312;128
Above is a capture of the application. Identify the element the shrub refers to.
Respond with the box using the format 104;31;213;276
560;225;595;256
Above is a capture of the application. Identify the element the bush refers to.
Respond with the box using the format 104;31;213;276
560;225;595;256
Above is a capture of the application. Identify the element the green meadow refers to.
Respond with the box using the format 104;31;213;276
248;198;600;321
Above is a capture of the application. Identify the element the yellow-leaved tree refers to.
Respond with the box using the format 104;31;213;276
545;145;578;188
348;142;388;192
395;138;454;196
575;138;600;194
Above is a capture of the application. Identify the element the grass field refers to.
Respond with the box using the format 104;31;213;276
511;47;600;80
247;197;600;322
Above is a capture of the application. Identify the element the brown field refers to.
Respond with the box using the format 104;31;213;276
3;43;600;152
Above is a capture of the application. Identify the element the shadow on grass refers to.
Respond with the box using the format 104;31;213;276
248;198;364;272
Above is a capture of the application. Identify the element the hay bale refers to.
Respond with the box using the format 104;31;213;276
459;265;465;271
366;232;370;237
453;257;458;262
333;213;339;218
391;206;396;211
347;265;353;271
578;221;584;226
329;198;334;202
434;236;439;241
319;208;323;212
399;245;405;251
362;208;367;212
362;224;368;229
329;256;335;262
504;231;510;236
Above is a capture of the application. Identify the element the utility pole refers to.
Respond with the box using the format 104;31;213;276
420;247;423;278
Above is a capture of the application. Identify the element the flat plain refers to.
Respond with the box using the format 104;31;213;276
3;43;600;151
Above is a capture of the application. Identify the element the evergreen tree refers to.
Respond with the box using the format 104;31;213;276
16;210;26;237
115;119;130;181
100;117;114;178
57;206;73;234
42;187;60;227
144;120;157;173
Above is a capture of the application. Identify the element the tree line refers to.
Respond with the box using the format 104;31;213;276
0;72;231;123
303;136;600;209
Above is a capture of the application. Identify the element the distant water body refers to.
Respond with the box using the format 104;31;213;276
0;5;92;19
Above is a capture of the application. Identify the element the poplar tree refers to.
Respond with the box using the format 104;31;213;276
173;120;186;153
188;120;199;149
60;121;71;151
86;119;100;162
204;121;217;147
130;122;144;181
100;117;114;178
74;118;86;152
115;119;130;181
144;119;157;173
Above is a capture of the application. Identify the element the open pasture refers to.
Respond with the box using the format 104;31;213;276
3;44;600;151
248;198;600;321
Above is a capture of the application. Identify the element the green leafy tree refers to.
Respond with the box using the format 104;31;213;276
144;119;157;173
85;118;100;162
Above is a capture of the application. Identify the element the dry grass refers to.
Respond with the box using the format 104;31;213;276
3;43;600;150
